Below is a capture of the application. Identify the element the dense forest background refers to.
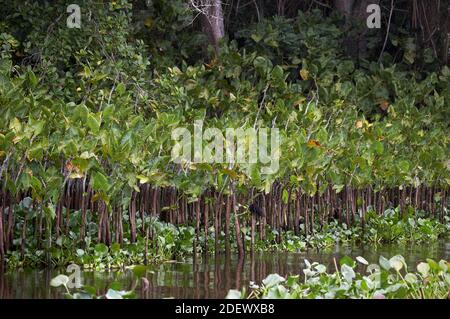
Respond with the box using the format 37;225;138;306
2;1;449;67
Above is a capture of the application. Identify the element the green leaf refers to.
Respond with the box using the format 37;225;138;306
44;205;56;221
404;273;417;284
438;260;448;272
262;274;285;287
282;189;289;204
339;255;355;267
28;143;44;161
76;249;85;257
0;58;12;75
426;259;439;271
73;104;89;121
315;264;326;273
9;118;22;133
379;256;391;270
111;243;121;254
31;120;45;138
116;83;126;96
27;71;38;88
87;113;101;134
250;34;263;43
389;255;405;272
367;264;380;274
417;262;429;276
341;264;355;283
271;65;284;80
397;160;410;172
253;56;272;75
91;172;110;193
94;243;108;255
371;141;384;155
136;174;149;184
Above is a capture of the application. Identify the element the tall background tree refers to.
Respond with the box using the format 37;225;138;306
189;0;225;54
180;0;449;65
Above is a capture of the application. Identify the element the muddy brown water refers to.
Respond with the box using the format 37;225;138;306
1;240;449;299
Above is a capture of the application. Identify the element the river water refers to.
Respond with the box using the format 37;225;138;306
1;240;449;298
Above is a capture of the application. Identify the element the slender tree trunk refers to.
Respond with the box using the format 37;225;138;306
232;191;244;256
196;0;225;54
439;1;449;65
130;192;137;243
0;205;4;257
204;192;209;251
334;0;354;17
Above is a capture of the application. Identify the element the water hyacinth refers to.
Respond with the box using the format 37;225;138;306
231;256;450;299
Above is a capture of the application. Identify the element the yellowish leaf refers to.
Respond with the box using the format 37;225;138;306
379;100;389;111
222;168;238;180
69;172;84;179
144;18;154;29
300;69;309;80
307;139;321;148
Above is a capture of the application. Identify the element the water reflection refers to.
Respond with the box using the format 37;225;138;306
1;241;449;299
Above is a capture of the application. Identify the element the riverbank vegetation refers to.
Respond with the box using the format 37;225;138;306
0;0;449;274
3;203;449;269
